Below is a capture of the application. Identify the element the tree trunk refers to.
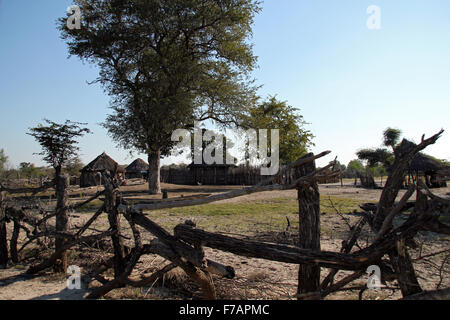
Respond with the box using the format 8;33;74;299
0;192;8;267
148;149;161;195
295;154;321;299
54;173;69;273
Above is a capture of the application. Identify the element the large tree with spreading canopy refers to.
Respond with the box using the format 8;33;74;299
59;0;261;194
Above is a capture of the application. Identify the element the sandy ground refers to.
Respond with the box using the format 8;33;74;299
1;182;449;300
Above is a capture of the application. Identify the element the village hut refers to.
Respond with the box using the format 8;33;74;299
408;153;449;188
188;162;237;185
125;158;149;180
80;152;125;188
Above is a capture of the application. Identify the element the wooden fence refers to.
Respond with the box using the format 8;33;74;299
1;131;449;301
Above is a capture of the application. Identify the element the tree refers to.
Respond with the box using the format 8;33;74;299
63;156;85;177
383;127;402;151
240;96;314;164
28;119;90;272
0;149;7;174
19;162;39;179
346;159;364;184
357;127;402;170
60;0;261;194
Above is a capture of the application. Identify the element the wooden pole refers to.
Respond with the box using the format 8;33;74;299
295;153;321;299
103;172;126;278
54;174;69;273
0;191;8;267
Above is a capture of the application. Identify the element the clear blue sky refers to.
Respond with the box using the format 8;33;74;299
1;0;449;169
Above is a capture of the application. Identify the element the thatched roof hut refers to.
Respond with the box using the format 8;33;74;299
409;153;449;188
80;152;125;188
125;158;149;179
409;153;446;174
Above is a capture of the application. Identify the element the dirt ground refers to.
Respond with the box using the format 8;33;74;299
1;182;449;300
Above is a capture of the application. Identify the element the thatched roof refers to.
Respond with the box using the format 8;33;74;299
409;153;448;174
82;152;125;173
126;158;149;173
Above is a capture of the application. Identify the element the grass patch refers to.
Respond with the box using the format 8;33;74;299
144;196;364;234
73;199;104;212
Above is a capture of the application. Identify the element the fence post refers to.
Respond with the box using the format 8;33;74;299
54;174;69;273
103;172;126;278
296;153;321;299
0;191;8;267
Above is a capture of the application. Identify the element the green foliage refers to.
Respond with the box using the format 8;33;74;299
356;127;403;175
347;159;364;172
356;147;394;168
60;0;261;158
63;156;85;176
240;96;314;164
19;162;39;179
28;119;91;175
0;149;7;173
344;159;364;178
382;127;402;150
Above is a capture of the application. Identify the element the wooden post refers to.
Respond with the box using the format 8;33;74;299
103;173;126;278
0;191;8;267
296;153;321;299
10;220;20;263
54;174;69;273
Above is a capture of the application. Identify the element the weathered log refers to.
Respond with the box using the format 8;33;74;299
389;239;422;297
149;238;235;279
103;173;126;278
10;220;20;263
0;192;8;267
175;224;372;270
375;184;416;242
126;210;205;267
175;209;433;272
122;212;217;299
53;174;69;273
296;153;321;299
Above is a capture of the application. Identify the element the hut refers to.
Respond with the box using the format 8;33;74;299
125;158;149;180
188;163;237;185
408;153;449;188
80;152;125;188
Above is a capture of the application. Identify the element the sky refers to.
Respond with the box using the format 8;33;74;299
0;0;449;169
